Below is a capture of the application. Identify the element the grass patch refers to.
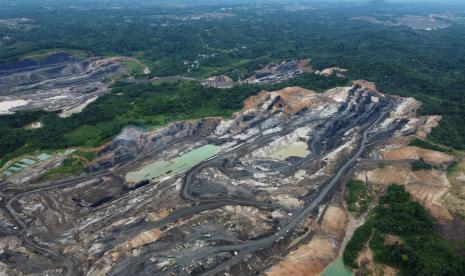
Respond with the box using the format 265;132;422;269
73;150;97;161
345;180;371;217
411;158;433;171
447;161;459;175
63;122;124;148
185;58;252;79
409;138;453;154
37;157;85;182
123;59;147;76
21;48;89;61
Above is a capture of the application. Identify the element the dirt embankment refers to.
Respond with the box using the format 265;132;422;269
316;67;347;78
355;98;457;222
320;205;349;237
241;86;343;117
356;246;398;276
243;87;317;113
356;135;461;222
266;236;337;276
356;163;454;222
383;146;454;166
444;158;465;218
266;204;348;276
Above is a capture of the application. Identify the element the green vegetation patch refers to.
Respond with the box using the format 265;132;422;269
345;180;371;217
447;161;459;175
343;219;374;268
343;185;465;275
409;138;453;154
411;158;434;171
37;157;86;182
73;150;96;161
123;59;147;76
21;48;89;61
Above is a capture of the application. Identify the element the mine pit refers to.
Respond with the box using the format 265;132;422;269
0;81;448;275
0;53;128;115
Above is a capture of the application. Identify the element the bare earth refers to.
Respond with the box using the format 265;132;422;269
383;146;454;166
266;204;348;276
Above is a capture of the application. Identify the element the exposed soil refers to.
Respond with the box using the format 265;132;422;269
0;82;441;275
356;163;453;222
321;205;349;237
383;146;454;166
444;157;465;217
266;203;348;276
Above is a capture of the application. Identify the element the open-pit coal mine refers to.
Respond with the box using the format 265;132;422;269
0;81;436;275
0;53;127;117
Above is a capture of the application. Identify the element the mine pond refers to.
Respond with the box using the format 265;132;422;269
269;141;310;160
126;144;220;183
322;257;353;276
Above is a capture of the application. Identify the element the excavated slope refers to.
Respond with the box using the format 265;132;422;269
0;81;444;275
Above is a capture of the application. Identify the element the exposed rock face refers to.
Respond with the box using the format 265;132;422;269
415;116;442;138
316;67;348;78
0;81;443;275
89;118;221;171
201;75;235;88
243;59;313;84
127;228;162;249
353;79;380;94
242;86;321;115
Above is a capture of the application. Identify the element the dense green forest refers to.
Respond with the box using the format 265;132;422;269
344;185;465;275
1;1;465;161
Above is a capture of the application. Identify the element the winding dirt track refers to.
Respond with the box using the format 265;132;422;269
2;88;396;275
177;100;395;275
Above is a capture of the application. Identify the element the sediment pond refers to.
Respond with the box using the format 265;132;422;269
126;144;220;182
322;257;353;276
269;141;310;160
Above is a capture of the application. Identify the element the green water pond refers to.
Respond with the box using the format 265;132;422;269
322;258;353;276
269;141;310;160
126;144;220;182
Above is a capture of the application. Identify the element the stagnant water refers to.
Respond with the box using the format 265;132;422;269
322;258;353;276
269;141;310;160
126;145;220;183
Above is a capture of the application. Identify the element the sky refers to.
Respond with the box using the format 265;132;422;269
2;0;465;8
